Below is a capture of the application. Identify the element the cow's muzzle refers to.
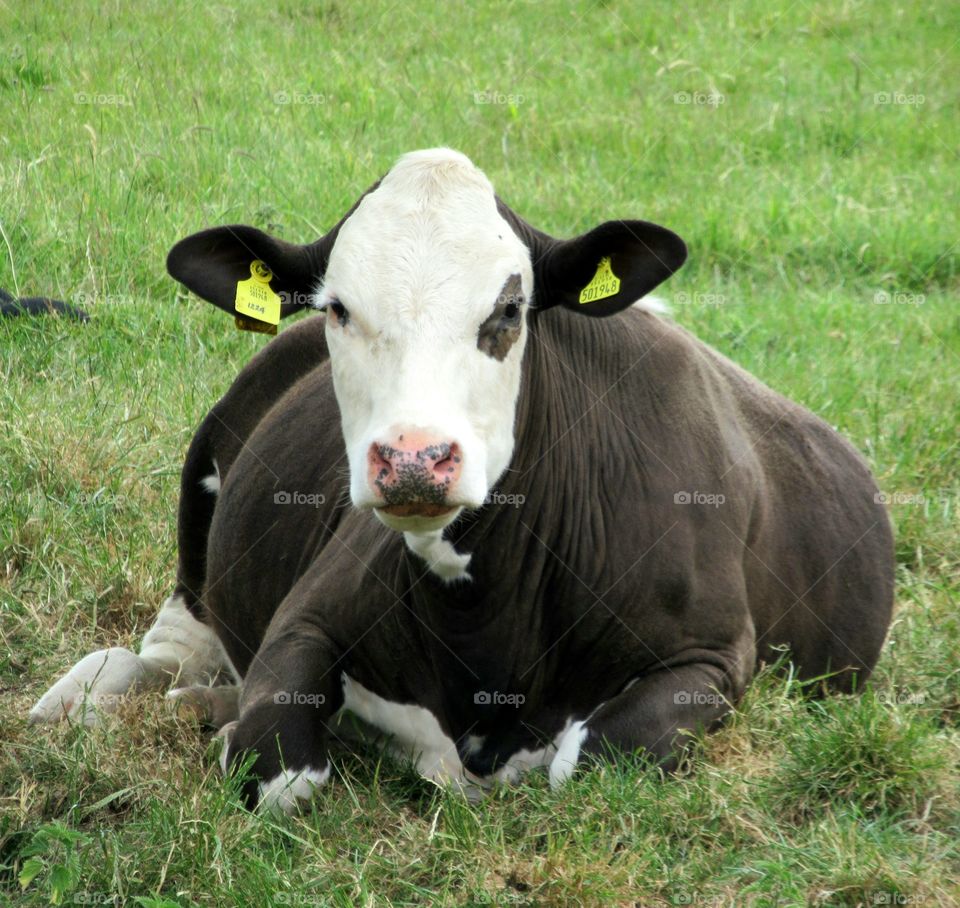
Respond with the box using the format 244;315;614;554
367;431;463;519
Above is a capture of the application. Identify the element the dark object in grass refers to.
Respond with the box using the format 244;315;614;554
0;287;89;321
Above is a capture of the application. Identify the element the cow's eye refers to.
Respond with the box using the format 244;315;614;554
503;301;520;321
327;299;350;326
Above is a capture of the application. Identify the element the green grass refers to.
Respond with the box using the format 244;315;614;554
1;0;958;904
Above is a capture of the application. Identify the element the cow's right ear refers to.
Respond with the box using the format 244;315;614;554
535;219;687;318
166;225;333;320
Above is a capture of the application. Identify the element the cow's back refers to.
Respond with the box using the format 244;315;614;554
558;307;894;688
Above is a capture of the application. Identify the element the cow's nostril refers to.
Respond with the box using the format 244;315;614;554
433;443;462;476
369;444;393;479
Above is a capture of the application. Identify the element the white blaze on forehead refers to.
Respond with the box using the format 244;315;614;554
322;148;532;329
318;148;534;519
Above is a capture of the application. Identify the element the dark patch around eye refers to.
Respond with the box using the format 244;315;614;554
477;273;524;361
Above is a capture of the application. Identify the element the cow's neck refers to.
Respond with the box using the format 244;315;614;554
403;307;610;611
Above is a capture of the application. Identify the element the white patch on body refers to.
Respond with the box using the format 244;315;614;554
200;458;221;494
340;673;469;787
339;673;588;793
29;593;235;725
403;530;472;581
258;765;331;814
632;294;670;315
319;149;534;521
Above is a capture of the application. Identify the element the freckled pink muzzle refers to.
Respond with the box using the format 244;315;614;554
367;430;463;518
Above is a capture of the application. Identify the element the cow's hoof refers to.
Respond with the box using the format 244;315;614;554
167;684;240;729
214;720;239;774
215;721;331;814
28;648;150;726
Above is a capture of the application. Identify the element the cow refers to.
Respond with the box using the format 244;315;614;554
30;148;895;814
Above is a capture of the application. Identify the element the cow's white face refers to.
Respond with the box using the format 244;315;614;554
167;147;688;541
316;150;534;534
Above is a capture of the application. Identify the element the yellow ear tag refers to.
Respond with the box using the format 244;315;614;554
579;256;621;304
235;260;281;326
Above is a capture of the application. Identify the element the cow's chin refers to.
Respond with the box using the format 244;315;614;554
373;504;464;534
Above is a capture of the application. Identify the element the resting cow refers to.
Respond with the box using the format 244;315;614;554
31;149;894;813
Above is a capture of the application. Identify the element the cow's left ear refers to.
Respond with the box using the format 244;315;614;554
166;225;332;320
533;220;687;317
168;179;383;322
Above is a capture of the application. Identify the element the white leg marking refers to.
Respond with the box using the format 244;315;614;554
200;457;220;494
29;647;156;726
403;530;472;582
139;593;237;686
258;765;331;815
549;720;588;788
29;593;235;725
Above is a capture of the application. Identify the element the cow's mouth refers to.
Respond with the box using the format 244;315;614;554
378;503;458;519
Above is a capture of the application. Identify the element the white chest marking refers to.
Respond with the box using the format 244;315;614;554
403;530;472;582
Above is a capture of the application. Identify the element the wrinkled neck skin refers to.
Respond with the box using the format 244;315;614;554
398;307;585;616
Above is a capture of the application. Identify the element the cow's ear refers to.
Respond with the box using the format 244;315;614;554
533;220;687;318
166;225;332;320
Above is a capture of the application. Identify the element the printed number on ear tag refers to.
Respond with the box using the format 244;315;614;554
235;260;281;326
579;257;621;304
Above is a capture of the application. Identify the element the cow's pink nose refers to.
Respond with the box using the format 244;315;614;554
367;432;462;508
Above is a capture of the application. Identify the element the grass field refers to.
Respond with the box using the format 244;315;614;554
1;0;958;904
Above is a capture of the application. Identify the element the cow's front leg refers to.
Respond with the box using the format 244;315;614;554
549;660;744;785
220;629;344;814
